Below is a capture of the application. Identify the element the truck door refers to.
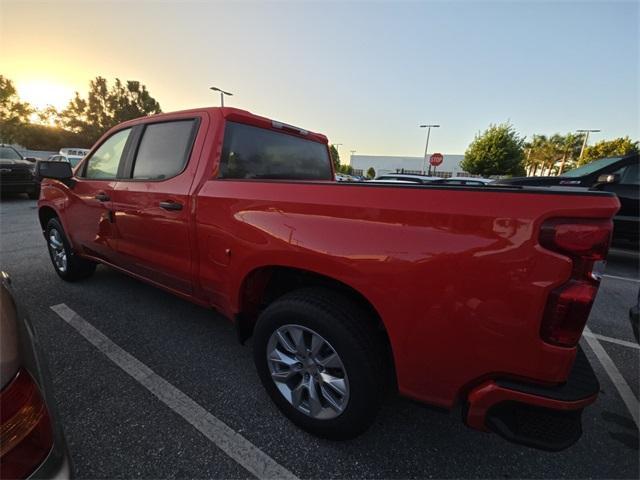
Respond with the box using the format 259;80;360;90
111;117;205;294
64;128;133;262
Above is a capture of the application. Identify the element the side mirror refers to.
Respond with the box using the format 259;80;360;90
24;157;39;162
36;160;73;181
596;173;620;185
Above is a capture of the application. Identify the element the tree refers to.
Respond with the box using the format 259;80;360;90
36;105;62;126
579;137;639;166
461;123;525;177
554;133;584;174
524;133;585;176
366;167;376;179
60;77;162;146
0;75;33;144
329;144;340;170
14;124;86;151
337;164;353;174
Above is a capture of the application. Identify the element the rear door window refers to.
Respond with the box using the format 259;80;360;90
219;121;332;180
132;120;197;180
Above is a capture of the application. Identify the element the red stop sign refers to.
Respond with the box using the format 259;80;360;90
430;153;444;167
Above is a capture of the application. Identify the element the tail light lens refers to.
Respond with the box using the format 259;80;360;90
0;369;53;479
539;218;613;347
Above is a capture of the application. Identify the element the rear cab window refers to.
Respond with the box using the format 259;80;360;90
218;121;332;180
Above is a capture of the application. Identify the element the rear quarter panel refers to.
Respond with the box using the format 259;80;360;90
195;182;619;407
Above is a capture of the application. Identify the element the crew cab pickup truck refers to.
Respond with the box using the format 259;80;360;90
36;107;619;451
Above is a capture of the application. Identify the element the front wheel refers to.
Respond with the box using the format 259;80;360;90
253;288;385;439
45;217;96;281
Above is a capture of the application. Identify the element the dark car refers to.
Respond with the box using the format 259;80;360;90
494;153;639;248
0;272;72;478
0;145;40;199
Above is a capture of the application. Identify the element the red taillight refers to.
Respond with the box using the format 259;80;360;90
0;369;53;479
539;218;613;347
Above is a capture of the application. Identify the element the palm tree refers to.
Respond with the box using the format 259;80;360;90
527;133;586;176
527;135;549;176
557;133;584;174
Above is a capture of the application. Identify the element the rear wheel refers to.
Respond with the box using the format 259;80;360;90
253;288;385;439
45;217;96;281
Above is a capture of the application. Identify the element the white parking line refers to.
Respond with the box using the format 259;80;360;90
603;274;640;283
583;331;640;350
50;303;298;480
582;327;639;429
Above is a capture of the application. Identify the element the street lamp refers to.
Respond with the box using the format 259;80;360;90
210;86;233;107
333;143;343;159
420;124;440;174
577;129;600;160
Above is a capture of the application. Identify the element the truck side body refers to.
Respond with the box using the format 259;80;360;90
37;107;620;450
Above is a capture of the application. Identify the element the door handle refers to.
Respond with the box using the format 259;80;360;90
159;200;183;211
95;193;110;202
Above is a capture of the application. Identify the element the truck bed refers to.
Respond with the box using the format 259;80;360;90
194;179;619;407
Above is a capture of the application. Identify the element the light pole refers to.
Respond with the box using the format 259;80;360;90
210;86;233;107
420;124;440;174
333;143;343;160
577;129;600;160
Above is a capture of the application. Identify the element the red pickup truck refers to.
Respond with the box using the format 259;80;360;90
36;107;619;450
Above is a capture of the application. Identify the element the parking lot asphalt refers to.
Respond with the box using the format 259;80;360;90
1;195;638;479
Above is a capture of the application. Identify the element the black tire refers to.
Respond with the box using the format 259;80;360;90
45;217;96;281
253;288;385;439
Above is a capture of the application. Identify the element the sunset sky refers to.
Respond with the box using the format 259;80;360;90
1;1;638;158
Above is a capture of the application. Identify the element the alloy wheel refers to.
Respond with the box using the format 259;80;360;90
266;324;349;420
48;228;67;273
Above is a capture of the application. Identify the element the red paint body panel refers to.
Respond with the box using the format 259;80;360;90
194;180;618;407
39;107;620;415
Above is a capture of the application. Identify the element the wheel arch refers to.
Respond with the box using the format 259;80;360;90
236;265;398;390
38;206;59;235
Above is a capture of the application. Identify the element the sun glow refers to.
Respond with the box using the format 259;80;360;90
16;80;75;112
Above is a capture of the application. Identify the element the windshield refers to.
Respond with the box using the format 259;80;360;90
0;146;22;160
561;157;622;177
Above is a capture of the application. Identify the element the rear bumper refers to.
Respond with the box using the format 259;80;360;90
465;347;598;451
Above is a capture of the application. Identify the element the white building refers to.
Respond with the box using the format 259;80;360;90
350;154;466;177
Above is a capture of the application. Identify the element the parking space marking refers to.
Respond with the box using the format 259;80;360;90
583;331;640;350
50;303;299;480
583;327;639;429
603;274;640;283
